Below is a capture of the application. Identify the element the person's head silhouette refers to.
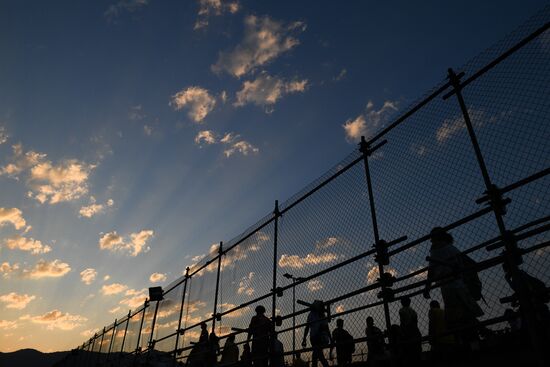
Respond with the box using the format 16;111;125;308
429;300;440;309
400;296;411;308
336;318;344;329
366;316;374;327
255;305;266;315
430;227;453;247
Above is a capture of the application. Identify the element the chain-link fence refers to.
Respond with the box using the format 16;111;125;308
61;6;550;367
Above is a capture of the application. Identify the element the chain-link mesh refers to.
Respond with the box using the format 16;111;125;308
66;6;550;367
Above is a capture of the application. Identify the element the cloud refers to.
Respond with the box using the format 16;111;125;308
150;272;167;283
278;252;339;269
237;272;255;296
80;268;98;285
194;0;240;30
1;144;96;204
307;279;324;292
0;207;26;230
0;320;18;330
119;288;148;309
104;0;148;21
218;303;250;318
143;125;153;136
343;100;398;142
366;265;397;284
3;235;52;255
0;262;20;278
23;259;71;279
129;104;145;120
0;125;8;144
436;109;487;143
20;310;87;330
333;68;347;82
0;292;36;310
99;229;154;256
234;73;308;112
195;130;217;145
334;304;345;313
315;237;339;250
109;306;122;314
212;15;306;78
170;87;217;123
79;197;114;218
223;141;259;157
102;283;128;295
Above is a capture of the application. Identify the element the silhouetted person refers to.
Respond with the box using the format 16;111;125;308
247;305;272;367
398;297;421;366
272;333;285;367
200;322;210;344
221;335;239;367
332;319;354;367
428;300;454;360
302;300;331;367
292;353;308;367
423;227;483;347
207;332;220;367
388;324;404;367
365;316;385;367
241;343;252;367
502;261;549;344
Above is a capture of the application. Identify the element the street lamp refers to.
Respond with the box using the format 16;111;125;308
283;273;304;361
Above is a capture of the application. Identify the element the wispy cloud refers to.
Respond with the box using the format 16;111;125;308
307;279;324;292
119;288;148;309
278;252;339;269
1;144;96;204
195;130;217;146
194;0;240;30
223;141;259;157
170;87;217;123
104;0;149;21
101;283;128;295
0;320;18;330
0;262;20;278
212;15;306;78
315;237;339;250
3;235;52;255
20;310;87;330
23;259;71;279
0;207;27;230
79;197;114;218
237;272;255;296
98;229;154;256
343;100;398;142
149;272;167;283
80;268;98;285
234;73;308;112
0;292;36;310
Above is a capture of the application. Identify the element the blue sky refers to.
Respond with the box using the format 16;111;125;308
0;0;548;352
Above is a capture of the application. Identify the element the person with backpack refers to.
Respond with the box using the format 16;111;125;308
331;319;355;367
423;227;483;348
302;300;332;367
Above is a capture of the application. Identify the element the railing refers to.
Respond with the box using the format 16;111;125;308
66;6;550;367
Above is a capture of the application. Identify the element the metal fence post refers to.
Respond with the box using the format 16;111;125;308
359;136;392;335
120;310;131;354
272;200;281;361
106;319;117;360
135;299;149;354
212;241;223;333
447;68;543;366
148;299;161;352
96;327;106;365
174;267;190;363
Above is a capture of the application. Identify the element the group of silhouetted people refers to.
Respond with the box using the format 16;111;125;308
186;227;549;367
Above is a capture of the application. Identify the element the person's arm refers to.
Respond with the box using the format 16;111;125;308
423;264;434;299
302;325;309;347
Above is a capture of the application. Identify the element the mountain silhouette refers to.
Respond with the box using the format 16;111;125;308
0;348;68;367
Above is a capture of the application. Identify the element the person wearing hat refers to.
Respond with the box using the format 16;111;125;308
302;300;332;367
247;305;272;367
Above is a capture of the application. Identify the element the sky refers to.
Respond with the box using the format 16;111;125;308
0;0;548;353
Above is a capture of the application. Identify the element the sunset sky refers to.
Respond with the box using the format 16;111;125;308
0;0;547;353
